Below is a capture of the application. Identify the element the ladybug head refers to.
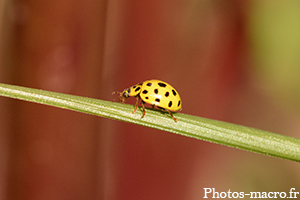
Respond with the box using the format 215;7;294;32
119;88;130;103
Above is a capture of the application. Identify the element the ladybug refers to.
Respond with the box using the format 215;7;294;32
116;79;182;122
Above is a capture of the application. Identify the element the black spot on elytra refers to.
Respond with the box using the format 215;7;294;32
178;100;181;107
165;91;169;97
158;82;167;87
135;86;141;92
154;89;158;94
172;89;177;96
145;97;149;99
155;98;160;102
146;82;152;86
168;101;173;107
142;90;148;94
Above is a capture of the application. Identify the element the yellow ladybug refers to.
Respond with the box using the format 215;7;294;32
117;79;182;122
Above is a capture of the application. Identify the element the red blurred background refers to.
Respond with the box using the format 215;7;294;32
1;0;300;199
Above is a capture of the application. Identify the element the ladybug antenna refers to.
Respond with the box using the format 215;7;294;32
112;91;122;102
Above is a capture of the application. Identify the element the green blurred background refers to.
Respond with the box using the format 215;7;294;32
0;0;300;199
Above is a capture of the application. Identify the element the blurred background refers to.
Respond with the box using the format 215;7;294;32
1;0;300;199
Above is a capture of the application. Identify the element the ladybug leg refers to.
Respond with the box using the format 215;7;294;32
157;106;178;122
166;110;178;122
141;100;146;118
133;97;139;114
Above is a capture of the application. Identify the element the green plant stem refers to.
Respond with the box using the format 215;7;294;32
0;83;300;162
